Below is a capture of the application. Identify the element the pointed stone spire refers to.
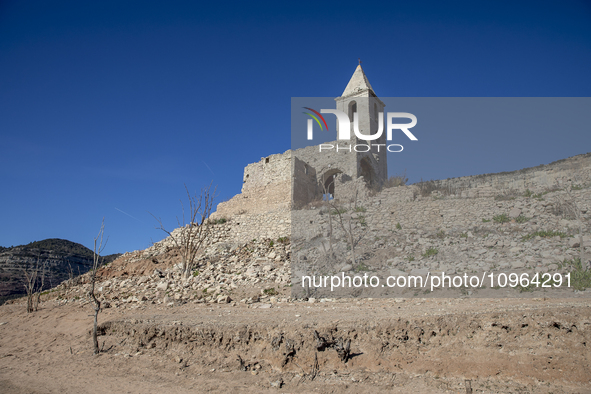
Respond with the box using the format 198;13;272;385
341;64;375;97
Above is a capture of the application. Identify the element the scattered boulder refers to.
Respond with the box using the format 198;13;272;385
509;208;522;218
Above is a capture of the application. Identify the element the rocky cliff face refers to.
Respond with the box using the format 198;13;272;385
0;238;119;304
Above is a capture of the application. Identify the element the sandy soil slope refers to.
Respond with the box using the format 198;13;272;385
1;297;590;393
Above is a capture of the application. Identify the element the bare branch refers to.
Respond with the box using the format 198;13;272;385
90;218;107;355
151;183;217;279
564;186;587;265
22;256;40;313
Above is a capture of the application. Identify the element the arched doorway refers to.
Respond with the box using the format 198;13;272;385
322;169;342;200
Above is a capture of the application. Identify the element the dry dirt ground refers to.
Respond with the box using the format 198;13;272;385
1;296;590;393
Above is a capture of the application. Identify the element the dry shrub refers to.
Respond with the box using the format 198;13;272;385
414;179;461;198
417;180;437;197
383;171;409;189
552;195;578;219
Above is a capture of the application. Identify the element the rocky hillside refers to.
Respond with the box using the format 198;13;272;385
0;238;120;304
42;236;291;309
292;184;591;298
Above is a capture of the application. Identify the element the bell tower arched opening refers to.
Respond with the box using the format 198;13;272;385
348;101;357;122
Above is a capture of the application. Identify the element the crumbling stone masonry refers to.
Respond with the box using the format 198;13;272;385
211;66;591;247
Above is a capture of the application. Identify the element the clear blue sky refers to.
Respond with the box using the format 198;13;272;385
1;1;590;254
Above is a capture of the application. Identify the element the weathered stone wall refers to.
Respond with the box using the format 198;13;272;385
333;174;370;204
215;143;366;215
148;209;291;254
214;150;292;218
420;153;591;197
224;209;290;242
242;150;291;193
374;187;591;233
293;141;358;187
292;156;318;208
212;181;290;218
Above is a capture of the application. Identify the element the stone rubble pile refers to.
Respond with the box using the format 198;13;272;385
49;238;291;308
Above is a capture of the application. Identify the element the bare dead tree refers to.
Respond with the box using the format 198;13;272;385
34;260;47;311
563;186;587;265
151;183;216;279
327;186;367;267
320;177;336;260
329;201;357;266
22;258;39;313
315;169;368;268
90;218;107;355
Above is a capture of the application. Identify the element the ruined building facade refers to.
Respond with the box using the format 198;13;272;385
214;65;389;217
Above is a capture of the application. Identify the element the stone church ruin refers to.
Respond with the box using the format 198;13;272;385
215;65;391;217
208;66;590;298
213;65;591;227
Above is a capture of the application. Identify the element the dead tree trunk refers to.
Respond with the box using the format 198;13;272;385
328;187;364;267
564;187;588;266
90;219;107;355
35;260;47;311
151;183;216;280
321;179;336;261
22;258;39;313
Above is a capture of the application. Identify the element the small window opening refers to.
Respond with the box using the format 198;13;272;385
348;101;357;122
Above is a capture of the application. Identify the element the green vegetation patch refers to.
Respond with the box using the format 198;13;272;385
566;258;591;291
330;208;348;215
422;247;438;258
493;214;511;224
263;287;278;296
521;230;569;241
523;189;533;197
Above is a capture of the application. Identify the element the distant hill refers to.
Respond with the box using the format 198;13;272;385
0;238;120;305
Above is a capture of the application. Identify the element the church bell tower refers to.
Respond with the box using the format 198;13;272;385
335;64;387;185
